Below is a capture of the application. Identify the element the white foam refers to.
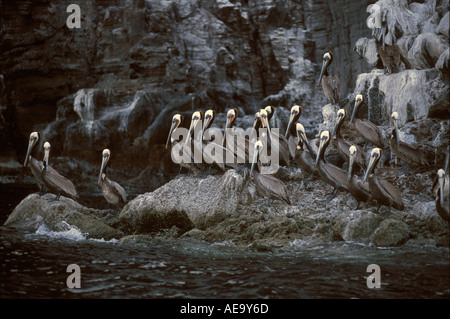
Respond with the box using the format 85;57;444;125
34;222;87;241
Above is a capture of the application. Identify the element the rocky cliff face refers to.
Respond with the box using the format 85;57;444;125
1;0;373;177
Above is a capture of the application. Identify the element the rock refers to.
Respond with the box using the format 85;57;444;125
435;48;449;82
436;11;449;39
333;210;383;243
372;218;410;247
408;32;448;70
354;37;380;67
3;193;124;240
355;68;447;126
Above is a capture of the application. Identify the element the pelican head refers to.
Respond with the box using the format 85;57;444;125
253;110;261;131
24;131;41;167
391;111;400;145
351;94;364;123
222;108;238;146
201;109;216;140
165;114;183;149
347;145;357;182
315;130;330;167
250;140;264;175
259;108;273;142
285;105;303;137
185;111;203;145
331;109;346;139
317;51;333;87
363;148;382;182
99;149;111;184
296;123;313;154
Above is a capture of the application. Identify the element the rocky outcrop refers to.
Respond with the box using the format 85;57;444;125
4;193;124;240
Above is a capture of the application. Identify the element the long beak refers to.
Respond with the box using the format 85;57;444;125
348;155;355;182
439;175;445;207
261;117;272;143
43;149;49;175
285;115;294;138
317;59;327;87
201;118;211;141
250;147;259;175
185;120;195;145
363;156;376;183
394;121;400;145
350;100;359;123
24;140;34;167
222;117;231;146
165;121;177;149
315;139;325;167
99;156;107;184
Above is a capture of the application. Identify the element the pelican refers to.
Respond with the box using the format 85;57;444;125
260;108;291;166
331;109;367;170
185;110;203;145
222;108;238;147
376;39;401;75
41;142;78;201
435;169;449;223
317;51;341;105
347;145;372;208
350;94;384;148
23;131;50;193
201;109;216;141
250;140;291;205
98;149;127;209
285;105;303;138
314;130;349;198
390;111;429;173
294;123;318;179
363;148;404;212
166;113;202;175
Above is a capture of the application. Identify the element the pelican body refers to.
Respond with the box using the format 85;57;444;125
314;131;349;194
347;145;372;207
390;112;429;171
350;94;384;148
98;149;127;209
294;123;317;177
332;109;367;171
260;107;291;167
41;142;78;201
363;148;404;212
24;132;48;192
317;51;341;105
250;140;291;205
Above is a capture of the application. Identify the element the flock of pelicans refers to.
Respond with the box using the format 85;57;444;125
21;52;449;224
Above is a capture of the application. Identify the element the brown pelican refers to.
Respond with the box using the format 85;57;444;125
294;123;318;180
23;131;50;193
185;110;203;145
201;109;216;141
314;130;349;198
317;51;341;105
222;108;238;147
390;111;429;173
260;108;291;166
98;149;127;209
363;148;404;212
435;169;449;223
285;105;303;138
376;39;401;75
250;140;291;205
166;113;202;175
347;145;373;208
41;142;78;201
332;109;367;171
350;94;384;148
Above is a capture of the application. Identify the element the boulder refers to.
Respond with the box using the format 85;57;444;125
3;193;124;240
372;218;410;247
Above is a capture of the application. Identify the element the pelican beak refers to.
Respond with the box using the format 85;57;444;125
438;174;445;207
201;118;211;141
250;145;260;175
348;154;355;182
99;155;107;184
363;155;376;183
393;120;400;145
317;59;328;87
222;116;231;147
165;121;178;149
24;139;35;167
261;115;272;142
185;120;195;146
43;147;50;175
350;99;360;123
285;112;296;138
315;137;325;167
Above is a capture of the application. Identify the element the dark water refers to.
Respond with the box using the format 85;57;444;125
0;184;449;300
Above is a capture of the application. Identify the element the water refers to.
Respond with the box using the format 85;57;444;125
0;185;449;300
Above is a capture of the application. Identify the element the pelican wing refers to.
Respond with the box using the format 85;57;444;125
45;168;78;199
254;172;291;205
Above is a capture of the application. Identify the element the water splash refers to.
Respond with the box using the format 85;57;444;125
34;222;87;241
